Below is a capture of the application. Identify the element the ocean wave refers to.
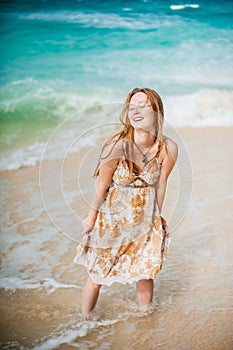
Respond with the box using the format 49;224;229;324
9;77;39;86
15;10;175;29
0;126;104;171
0;88;232;171
170;4;200;11
0;84;81;122
0;276;81;294
0;80;117;122
165;89;233;127
0;142;45;170
32;317;124;350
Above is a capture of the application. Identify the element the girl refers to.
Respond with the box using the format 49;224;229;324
74;87;178;316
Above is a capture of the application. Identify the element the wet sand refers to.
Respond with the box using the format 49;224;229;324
0;127;233;349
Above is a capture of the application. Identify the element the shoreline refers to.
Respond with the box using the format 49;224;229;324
0;125;231;175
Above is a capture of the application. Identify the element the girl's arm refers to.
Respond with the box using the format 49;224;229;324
81;140;122;234
157;138;178;224
85;158;118;220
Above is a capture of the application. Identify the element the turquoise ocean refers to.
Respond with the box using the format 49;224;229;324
0;0;233;169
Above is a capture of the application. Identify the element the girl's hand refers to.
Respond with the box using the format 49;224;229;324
161;216;168;229
81;216;96;235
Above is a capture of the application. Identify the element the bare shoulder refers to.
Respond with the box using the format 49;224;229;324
157;136;178;179
163;136;178;159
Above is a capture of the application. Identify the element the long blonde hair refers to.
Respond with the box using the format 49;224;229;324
94;87;165;177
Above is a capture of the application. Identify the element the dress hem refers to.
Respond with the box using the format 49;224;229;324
73;226;171;286
74;259;163;286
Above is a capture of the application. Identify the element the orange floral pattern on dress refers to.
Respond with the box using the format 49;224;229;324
74;158;171;286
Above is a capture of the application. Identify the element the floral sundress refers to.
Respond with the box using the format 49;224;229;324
74;147;170;286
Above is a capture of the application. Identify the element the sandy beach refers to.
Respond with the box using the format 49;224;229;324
0;126;233;350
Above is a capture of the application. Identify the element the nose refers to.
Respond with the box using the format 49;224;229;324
134;105;140;114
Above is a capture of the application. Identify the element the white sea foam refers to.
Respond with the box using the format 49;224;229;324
32;317;122;350
16;11;175;29
0;142;45;170
170;4;200;11
0;277;80;294
10;77;39;86
32;306;136;350
0;341;26;350
165;89;233;127
31;303;161;349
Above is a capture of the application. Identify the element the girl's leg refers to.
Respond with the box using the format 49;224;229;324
81;276;102;316
136;279;154;306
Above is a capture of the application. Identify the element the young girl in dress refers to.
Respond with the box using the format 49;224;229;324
74;87;178;316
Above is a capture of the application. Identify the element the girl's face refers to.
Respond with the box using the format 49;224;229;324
128;92;155;133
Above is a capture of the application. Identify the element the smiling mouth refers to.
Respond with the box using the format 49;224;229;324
133;116;144;122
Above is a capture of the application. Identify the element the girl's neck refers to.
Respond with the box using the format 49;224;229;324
134;130;156;148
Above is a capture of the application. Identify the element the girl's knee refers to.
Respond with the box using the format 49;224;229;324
93;283;102;291
137;279;153;287
136;279;154;294
88;277;102;291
